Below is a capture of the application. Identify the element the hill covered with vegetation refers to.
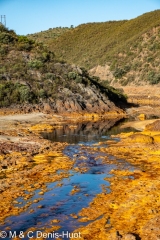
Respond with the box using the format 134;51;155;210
28;10;160;86
27;27;71;47
0;24;126;113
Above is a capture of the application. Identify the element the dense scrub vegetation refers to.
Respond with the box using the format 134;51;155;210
0;25;126;108
27;27;71;45
28;10;160;86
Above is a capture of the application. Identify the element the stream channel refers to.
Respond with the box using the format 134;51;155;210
2;118;138;240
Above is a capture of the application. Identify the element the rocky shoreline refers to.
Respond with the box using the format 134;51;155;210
0;113;71;225
71;120;160;240
1;109;160;239
0;110;124;225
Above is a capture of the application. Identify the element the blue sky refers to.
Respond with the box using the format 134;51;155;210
0;0;160;35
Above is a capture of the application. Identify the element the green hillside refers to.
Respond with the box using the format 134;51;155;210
28;10;160;86
27;27;71;46
0;24;126;112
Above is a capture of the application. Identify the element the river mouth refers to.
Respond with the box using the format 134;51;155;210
1;118;138;239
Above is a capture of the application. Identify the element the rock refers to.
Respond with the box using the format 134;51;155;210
29;209;34;213
33;199;39;203
107;232;122;240
138;113;146;120
37;205;44;208
51;219;60;223
55;100;65;113
122;233;136;240
64;101;70;110
145;120;160;131
43;103;52;113
38;191;44;195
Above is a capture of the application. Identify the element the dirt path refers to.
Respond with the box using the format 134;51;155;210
0;112;46;122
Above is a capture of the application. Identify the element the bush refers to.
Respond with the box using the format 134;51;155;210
28;60;43;69
45;73;55;80
17;35;34;51
68;72;77;79
0;46;8;56
113;67;126;78
0;25;9;33
147;71;160;84
101;80;110;87
75;75;82;83
0;82;37;106
40;52;50;62
147;57;153;62
18;86;31;102
0;32;15;44
38;89;47;98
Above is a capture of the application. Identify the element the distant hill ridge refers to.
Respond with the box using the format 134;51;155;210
28;10;160;86
27;27;71;45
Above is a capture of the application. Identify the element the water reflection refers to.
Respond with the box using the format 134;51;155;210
41;118;137;144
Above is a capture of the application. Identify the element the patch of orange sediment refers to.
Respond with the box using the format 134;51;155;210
29;123;55;131
0;113;75;225
71;121;160;240
0;110;126;234
0;143;73;224
61;111;126;120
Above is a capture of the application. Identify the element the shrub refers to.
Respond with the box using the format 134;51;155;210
101;80;110;87
17;35;34;51
28;60;43;69
147;71;160;84
18;86;31;102
0;82;38;106
75;75;82;83
0;32;14;44
147;57;153;62
45;73;55;80
38;89;47;98
68;72;77;79
113;67;126;78
0;46;8;56
0;25;9;33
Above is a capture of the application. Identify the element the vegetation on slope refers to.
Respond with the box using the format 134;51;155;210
0;24;126;110
27;27;71;46
29;10;160;86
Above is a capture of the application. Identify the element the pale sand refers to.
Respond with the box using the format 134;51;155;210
0;112;46;122
0;113;49;143
121;119;160;131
